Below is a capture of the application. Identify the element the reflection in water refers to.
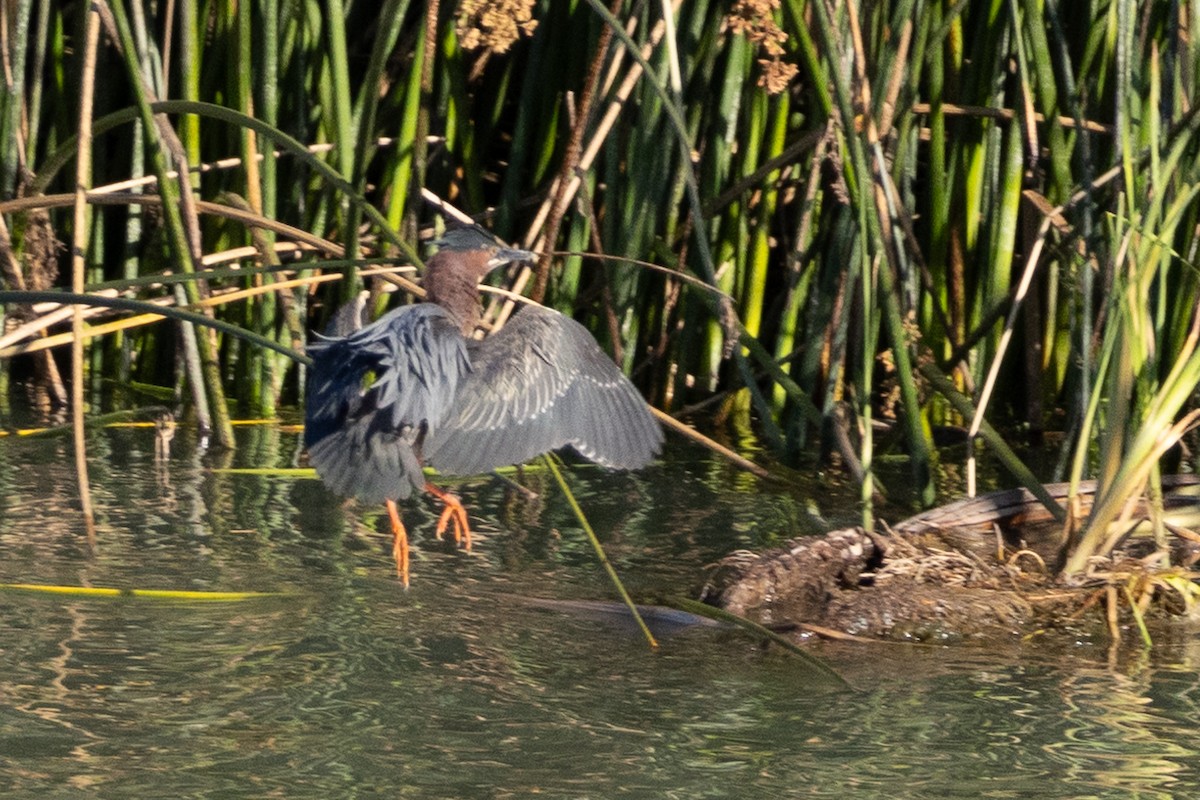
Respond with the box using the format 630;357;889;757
0;427;1197;798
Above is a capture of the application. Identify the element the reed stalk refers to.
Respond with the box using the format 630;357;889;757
71;1;102;549
543;454;657;649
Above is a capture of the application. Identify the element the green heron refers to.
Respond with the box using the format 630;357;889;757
304;226;663;584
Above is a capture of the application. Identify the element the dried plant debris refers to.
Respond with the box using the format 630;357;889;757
23;210;62;291
704;509;1200;642
726;0;798;94
457;0;539;55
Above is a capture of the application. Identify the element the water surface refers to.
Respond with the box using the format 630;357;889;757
0;425;1197;798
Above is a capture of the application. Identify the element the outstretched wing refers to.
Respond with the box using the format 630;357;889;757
304;304;469;503
424;305;662;475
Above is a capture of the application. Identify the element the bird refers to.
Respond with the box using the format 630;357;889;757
303;225;663;585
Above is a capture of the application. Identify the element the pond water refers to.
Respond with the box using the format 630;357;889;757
0;424;1198;798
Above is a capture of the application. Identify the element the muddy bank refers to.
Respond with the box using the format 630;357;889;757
701;476;1200;642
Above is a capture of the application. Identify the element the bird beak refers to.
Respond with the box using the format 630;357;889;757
488;247;537;269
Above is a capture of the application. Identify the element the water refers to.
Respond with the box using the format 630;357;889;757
1;425;1199;798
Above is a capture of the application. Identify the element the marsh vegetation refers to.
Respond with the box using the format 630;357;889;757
2;0;1200;599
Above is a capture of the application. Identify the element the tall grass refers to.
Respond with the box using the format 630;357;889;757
2;0;1200;574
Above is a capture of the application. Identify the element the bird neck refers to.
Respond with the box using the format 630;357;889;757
424;256;484;335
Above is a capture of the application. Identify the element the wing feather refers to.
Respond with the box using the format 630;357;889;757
304;304;469;503
425;306;662;475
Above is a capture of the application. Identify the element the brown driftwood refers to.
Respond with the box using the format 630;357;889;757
893;474;1200;536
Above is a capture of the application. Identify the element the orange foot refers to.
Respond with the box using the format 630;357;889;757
424;482;473;552
386;499;410;587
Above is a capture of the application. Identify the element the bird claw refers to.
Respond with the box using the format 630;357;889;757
434;496;473;552
426;483;472;552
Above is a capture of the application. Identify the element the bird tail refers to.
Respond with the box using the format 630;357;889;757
307;416;425;504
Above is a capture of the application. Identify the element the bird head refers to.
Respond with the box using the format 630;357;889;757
428;225;536;282
424;226;536;333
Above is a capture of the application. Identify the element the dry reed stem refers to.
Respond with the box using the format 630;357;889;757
1105;584;1121;644
0;288;123;349
653;409;768;478
659;0;682;93
71;2;100;549
530;0;615;303
967;162;1125;497
0;266;416;358
908;102;1112;134
84;136;426;196
490;5;674;330
0;192;344;256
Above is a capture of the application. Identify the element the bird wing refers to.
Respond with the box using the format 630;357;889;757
304;304;470;503
424;305;663;475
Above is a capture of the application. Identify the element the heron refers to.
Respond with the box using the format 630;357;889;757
304;226;663;584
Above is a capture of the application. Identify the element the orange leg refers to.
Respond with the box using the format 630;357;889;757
386;499;410;587
424;483;472;552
